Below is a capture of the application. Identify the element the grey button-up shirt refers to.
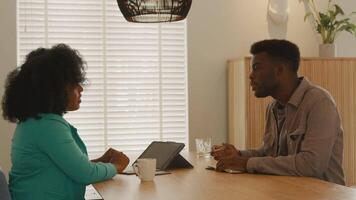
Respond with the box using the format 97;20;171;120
240;77;345;185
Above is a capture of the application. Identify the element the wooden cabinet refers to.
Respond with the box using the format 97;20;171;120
228;57;356;185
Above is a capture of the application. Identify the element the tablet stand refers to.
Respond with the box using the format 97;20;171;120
167;154;193;169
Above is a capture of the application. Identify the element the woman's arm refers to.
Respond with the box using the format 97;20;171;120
36;119;117;184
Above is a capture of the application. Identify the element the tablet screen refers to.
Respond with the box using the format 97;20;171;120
137;141;185;170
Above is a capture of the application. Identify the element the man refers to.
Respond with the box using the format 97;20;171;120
212;39;345;185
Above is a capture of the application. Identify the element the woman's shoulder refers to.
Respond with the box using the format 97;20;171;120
17;114;75;145
13;114;73;152
19;113;70;132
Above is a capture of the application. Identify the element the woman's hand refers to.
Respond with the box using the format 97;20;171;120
91;148;115;163
91;148;130;173
109;151;130;173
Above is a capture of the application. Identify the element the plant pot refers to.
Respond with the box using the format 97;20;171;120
319;43;336;57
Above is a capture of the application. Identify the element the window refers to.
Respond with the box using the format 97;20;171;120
17;0;188;158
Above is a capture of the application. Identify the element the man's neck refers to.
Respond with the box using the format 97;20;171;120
272;77;301;105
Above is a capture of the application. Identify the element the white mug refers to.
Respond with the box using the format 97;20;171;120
133;158;156;181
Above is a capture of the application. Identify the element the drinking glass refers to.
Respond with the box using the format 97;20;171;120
195;137;212;158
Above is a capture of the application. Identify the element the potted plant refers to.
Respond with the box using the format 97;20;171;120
300;0;356;57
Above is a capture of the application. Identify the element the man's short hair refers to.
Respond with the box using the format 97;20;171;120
250;39;300;72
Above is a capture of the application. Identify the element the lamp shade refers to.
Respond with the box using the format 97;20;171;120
117;0;192;23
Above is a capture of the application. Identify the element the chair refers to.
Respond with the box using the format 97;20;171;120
0;167;11;200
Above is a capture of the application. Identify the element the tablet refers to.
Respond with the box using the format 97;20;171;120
121;141;193;175
136;141;186;170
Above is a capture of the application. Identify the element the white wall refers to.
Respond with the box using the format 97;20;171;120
335;0;356;56
0;0;16;177
187;0;356;149
1;0;356;174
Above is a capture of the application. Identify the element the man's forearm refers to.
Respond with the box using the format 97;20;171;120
239;148;265;158
245;152;323;178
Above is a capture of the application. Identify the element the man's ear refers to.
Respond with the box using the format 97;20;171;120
274;62;285;76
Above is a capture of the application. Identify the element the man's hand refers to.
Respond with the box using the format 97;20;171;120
216;156;249;172
211;143;240;160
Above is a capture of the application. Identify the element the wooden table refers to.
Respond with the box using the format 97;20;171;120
94;152;356;200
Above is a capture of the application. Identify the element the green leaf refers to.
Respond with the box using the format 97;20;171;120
320;12;331;28
337;24;356;35
334;4;345;16
328;10;336;22
334;18;349;28
304;12;314;22
303;1;356;42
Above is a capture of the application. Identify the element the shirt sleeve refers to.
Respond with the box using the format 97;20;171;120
36;119;117;185
239;149;265;158
246;97;341;179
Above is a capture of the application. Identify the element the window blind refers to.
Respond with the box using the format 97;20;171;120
17;0;188;159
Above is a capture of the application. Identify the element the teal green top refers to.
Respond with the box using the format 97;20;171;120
9;113;117;200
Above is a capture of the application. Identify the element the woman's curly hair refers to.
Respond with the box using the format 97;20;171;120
2;44;86;123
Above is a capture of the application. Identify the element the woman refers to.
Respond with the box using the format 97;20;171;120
2;44;129;200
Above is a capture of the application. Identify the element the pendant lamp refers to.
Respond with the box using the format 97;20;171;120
117;0;192;23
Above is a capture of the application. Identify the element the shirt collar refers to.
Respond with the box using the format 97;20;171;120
287;77;312;108
38;113;68;124
39;112;77;130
